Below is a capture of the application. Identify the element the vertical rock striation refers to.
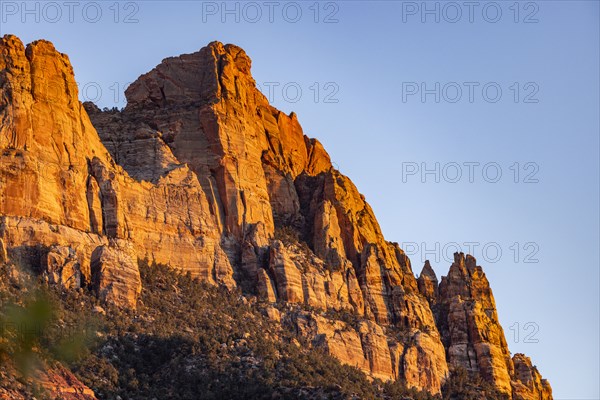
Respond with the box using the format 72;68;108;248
0;35;233;286
432;253;552;399
0;35;551;397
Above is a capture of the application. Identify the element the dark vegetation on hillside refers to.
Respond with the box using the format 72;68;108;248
0;260;507;400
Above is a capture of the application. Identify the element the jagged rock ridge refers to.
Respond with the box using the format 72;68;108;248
419;253;552;399
0;35;551;398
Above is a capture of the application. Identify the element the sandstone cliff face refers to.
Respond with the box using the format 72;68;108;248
0;35;233;288
511;353;553;400
91;240;142;309
437;253;514;395
0;35;551;397
43;245;82;290
417;260;438;304
424;253;552;399
86;41;450;392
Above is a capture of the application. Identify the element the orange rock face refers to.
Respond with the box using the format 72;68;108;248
0;362;97;400
86;43;449;392
0;35;233;287
43;245;82;289
511;353;553;400
432;253;552;399
37;363;97;399
91;240;142;309
438;253;513;393
0;35;551;397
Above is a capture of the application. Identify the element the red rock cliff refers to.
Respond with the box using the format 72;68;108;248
0;36;551;398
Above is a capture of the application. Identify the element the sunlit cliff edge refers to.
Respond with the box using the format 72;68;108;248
0;35;551;399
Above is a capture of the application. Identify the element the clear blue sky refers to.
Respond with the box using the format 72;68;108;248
2;1;598;398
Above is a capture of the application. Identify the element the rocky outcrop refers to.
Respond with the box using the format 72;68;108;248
38;363;97;399
511;353;553;400
266;239;362;313
288;310;448;391
0;238;7;263
0;34;551;397
390;329;450;393
0;215;107;283
0;361;96;400
290;311;394;381
43;245;82;289
417;260;438;304
268;240;305;303
437;253;513;394
435;253;551;399
91;240;142;308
